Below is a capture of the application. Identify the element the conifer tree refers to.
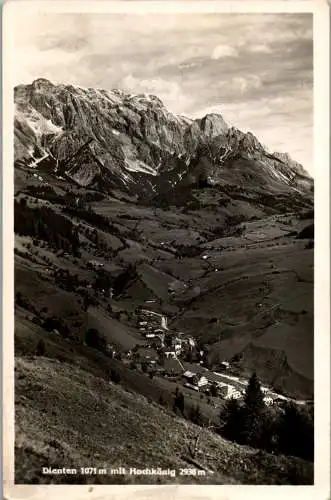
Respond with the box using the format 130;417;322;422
278;402;314;461
244;372;264;411
240;372;265;446
220;398;246;444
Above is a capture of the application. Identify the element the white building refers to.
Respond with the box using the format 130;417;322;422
188;338;195;348
218;382;242;400
174;344;182;355
183;370;196;380
221;361;230;370
164;351;176;359
173;338;183;354
197;376;209;388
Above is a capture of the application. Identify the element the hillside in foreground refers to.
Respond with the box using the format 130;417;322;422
15;356;313;485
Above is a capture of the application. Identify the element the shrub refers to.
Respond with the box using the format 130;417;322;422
110;369;121;384
278;403;314;461
210;383;218;398
159;393;167;406
188;404;204;426
36;339;46;356
15;292;25;307
297;223;314;240
85;328;107;352
42;316;70;337
173;387;185;415
219;398;246;444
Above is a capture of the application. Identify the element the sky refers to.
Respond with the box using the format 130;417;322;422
11;12;313;173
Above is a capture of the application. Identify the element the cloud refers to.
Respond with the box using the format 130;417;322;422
37;35;88;53
178;62;199;70
230;75;263;95
119;74;191;112
248;44;272;54
211;44;238;60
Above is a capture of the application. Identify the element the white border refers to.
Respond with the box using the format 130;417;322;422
2;1;330;500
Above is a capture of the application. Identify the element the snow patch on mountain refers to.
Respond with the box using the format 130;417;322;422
124;158;158;176
15;104;63;139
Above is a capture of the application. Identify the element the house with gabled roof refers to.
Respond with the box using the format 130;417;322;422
183;370;196;381
163;357;184;377
217;383;242;400
184;382;200;392
196;375;209;388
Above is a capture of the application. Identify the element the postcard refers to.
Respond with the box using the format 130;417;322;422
2;1;330;499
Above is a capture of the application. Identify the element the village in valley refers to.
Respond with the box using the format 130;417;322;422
105;301;306;409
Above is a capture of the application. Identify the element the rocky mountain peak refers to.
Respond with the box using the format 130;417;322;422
31;77;55;90
196;113;229;138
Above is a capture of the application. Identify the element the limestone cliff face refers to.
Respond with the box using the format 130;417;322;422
14;78;312;196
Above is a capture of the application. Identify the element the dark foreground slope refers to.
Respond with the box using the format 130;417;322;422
15;356;313;485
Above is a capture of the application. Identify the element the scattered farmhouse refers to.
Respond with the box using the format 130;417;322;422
217;383;242;400
163;358;183;377
87;260;104;269
172;337;184;355
220;361;230;371
164;351;177;359
182;371;210;391
183;370;196;382
196;375;209;388
184;382;200;392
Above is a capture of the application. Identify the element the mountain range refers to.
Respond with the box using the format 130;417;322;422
14;78;312;196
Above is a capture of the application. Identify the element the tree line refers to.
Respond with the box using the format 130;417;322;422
219;372;313;462
15;198;80;255
171;372;313;462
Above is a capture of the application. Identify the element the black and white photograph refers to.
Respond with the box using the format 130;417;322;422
2;0;330;496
